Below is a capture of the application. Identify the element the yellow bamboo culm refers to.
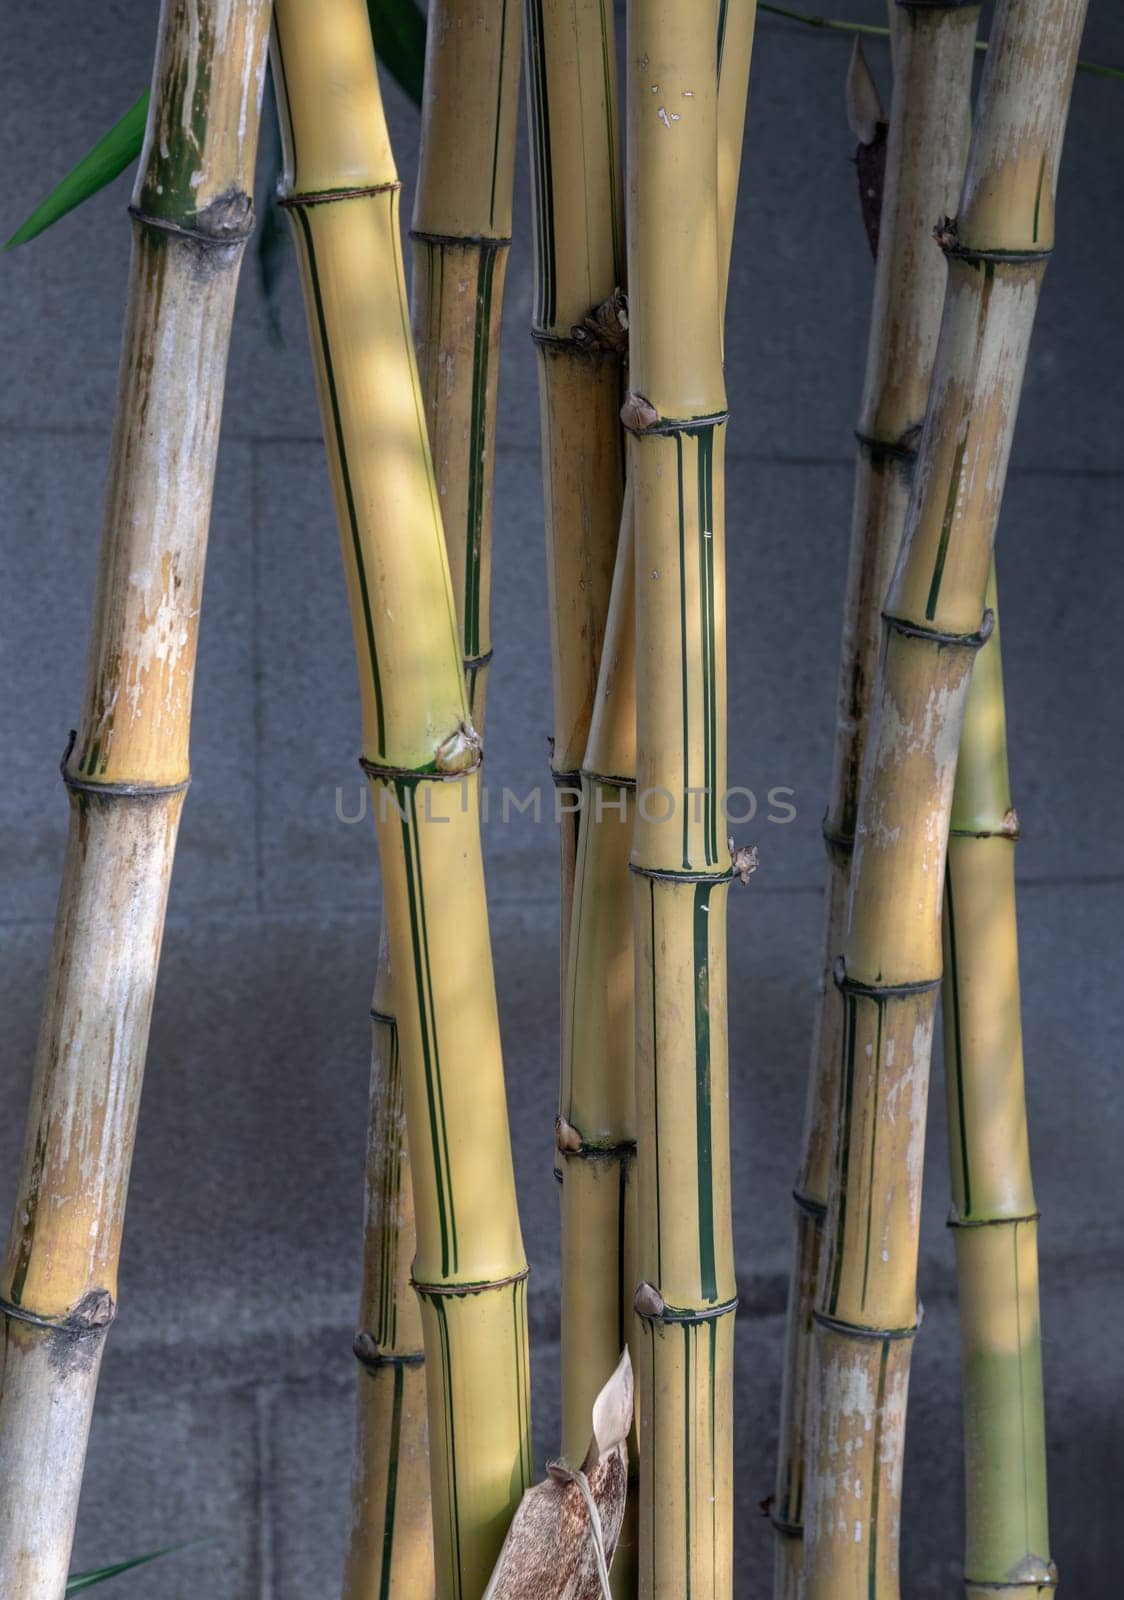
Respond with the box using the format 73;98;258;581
802;3;1088;1596
0;8;270;1596
340;8;523;1594
271;7;531;1597
342;926;434;1600
942;565;1053;1600
624;2;739;1593
525;0;626;978
555;13;756;1595
412;0;522;729
770;7;979;1596
557;487;639;1596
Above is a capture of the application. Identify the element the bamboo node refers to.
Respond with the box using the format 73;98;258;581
556;1116;584;1153
436;721;483;775
833;957;942;1000
882;607;995;650
351;1331;425;1371
812;1307;920;1342
933;215;1052;266
572;289;629;356
633;1281;666;1320
277;181;402;209
0;1287;116;1337
730;840;759;885
128;192;255;248
620;392;660;433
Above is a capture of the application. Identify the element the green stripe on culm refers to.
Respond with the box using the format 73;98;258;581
293;209;385;753
406;787;458;1276
526;0;557;329
683;1321;693;1599
695;427;718;865
827;993;858;1316
464;246;497;657
868;1337;890;1600
432;1296;463;1600
597;0;623;284
676;434;692;870
650;881;664;1284
396;784;451;1276
693;882;718;1302
860;1001;884;1313
489;0;510;229
378;1362;405;1600
944;863;973;1215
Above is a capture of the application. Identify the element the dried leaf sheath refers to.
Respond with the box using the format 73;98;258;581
0;8;270;1597
942;567;1053;1600
271;4;531;1596
524;0;626;976
770;6;979;1595
341;7;523;1594
802;4;1089;1596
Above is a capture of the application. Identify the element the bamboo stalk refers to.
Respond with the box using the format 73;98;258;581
342;927;434;1600
340;8;522;1594
942;564;1053;1600
623;3;743;1592
271;6;531;1597
802;3;1088;1595
555;13;756;1595
524;0;627;984
0;9;269;1595
412;0;522;731
770;6;978;1595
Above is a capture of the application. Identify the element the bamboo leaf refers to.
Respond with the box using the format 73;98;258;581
5;0;425;253
65;1543;192;1593
3;93;147;250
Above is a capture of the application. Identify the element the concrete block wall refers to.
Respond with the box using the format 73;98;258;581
1;3;1121;1593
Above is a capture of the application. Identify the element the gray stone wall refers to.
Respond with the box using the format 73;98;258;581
1;3;1121;1594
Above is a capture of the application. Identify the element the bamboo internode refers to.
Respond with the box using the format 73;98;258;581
802;3;1088;1596
771;6;979;1594
272;4;531;1594
0;7;270;1595
942;567;1053;1599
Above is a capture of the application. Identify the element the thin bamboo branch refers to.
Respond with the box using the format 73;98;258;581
624;1;750;1591
802;3;1088;1595
341;8;522;1594
942;564;1053;1600
0;6;270;1595
524;0;626;988
770;6;978;1596
271;6;531;1597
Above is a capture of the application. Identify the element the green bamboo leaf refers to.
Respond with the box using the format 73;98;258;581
5;0;425;254
3;93;148;250
65;1542;192;1593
